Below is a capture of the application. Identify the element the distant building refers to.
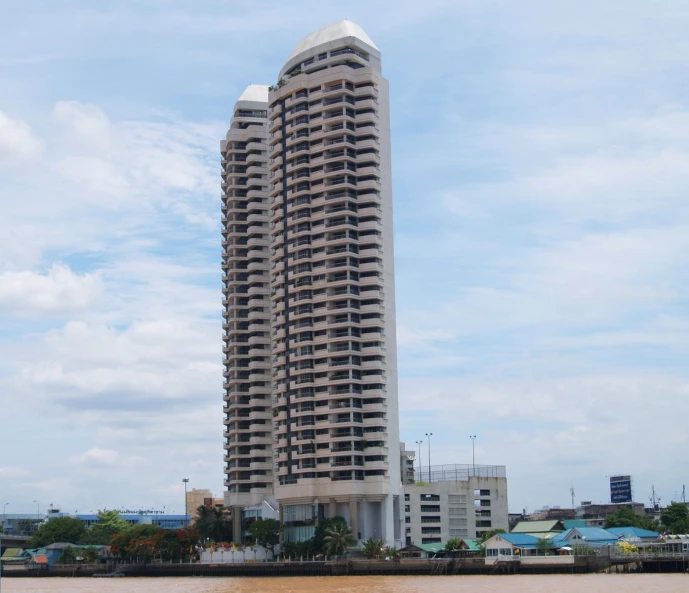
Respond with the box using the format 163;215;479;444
0;514;43;536
399;442;416;485
72;513;189;530
403;464;508;545
576;501;645;526
529;507;576;521
186;488;224;519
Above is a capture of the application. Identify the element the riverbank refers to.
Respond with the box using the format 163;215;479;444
3;554;689;577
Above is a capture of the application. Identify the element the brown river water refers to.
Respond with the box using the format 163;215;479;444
3;575;689;593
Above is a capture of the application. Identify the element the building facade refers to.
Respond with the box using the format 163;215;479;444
186;488;224;520
222;20;402;546
403;465;509;545
221;84;273;527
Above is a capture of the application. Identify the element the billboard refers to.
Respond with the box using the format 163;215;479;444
610;475;633;503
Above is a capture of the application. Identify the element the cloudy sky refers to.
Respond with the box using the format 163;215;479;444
1;0;688;516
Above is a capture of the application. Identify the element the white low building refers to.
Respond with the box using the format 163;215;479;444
404;464;508;546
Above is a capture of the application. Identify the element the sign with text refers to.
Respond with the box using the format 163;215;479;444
610;475;633;503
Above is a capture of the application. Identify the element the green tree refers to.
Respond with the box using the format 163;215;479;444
661;502;689;534
80;546;101;563
17;519;39;535
362;537;385;559
57;546;78;564
535;537;554;556
383;546;400;559
323;523;353;556
29;517;87;547
313;516;347;553
194;506;232;543
445;538;462;552
80;510;130;545
246;518;281;547
480;528;506;542
604;506;659;531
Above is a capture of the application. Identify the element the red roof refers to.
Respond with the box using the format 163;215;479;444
32;555;48;564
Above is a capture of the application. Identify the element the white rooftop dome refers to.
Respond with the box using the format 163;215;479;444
237;84;270;103
287;20;378;62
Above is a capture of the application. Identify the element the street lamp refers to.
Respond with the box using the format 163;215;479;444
415;440;423;483
425;433;433;483
182;478;190;526
33;501;40;533
470;435;477;477
0;503;6;593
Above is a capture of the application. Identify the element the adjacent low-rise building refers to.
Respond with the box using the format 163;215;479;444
403;464;508;545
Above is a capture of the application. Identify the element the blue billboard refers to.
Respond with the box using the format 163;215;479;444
610;475;633;503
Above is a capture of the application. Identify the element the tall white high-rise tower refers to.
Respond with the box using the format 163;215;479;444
222;20;401;546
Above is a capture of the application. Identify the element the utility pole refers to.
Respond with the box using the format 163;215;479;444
425;433;433;483
415;440;423;483
182;478;190;526
33;500;40;533
470;435;476;477
0;502;7;593
570;485;575;509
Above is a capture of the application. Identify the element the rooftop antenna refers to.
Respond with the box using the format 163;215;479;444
683;485;686;504
570;484;575;509
650;485;658;509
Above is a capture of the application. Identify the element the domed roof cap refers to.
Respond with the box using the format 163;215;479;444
287;20;378;62
237;84;269;104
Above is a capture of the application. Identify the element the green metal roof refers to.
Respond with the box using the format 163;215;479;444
511;520;564;533
563;520;587;529
461;539;482;551
1;548;23;559
416;543;445;553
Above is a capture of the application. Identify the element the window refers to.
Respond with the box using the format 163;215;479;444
448;494;467;504
404;493;410;501
420;494;440;502
422;527;441;534
422;537;441;544
420;505;440;513
404;505;410;513
420;516;441;523
405;516;410;524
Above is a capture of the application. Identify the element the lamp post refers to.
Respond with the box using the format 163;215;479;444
425;433;433;483
415;440;423;483
470;435;476;477
33;501;40;534
182;478;190;526
0;502;7;593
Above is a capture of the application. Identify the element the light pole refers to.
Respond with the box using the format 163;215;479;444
182;478;190;526
425;433;433;483
1;502;7;593
415;440;423;483
33;501;40;534
470;435;476;477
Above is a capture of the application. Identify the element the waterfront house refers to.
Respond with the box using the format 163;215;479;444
606;527;659;543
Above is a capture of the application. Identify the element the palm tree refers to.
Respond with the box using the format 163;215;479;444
323;523;354;556
194;506;231;543
362;537;385;559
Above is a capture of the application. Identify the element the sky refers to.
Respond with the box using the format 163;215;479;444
1;0;688;516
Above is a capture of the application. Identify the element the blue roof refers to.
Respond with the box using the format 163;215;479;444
607;527;658;539
489;533;540;547
552;527;619;545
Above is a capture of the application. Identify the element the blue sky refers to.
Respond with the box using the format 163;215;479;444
1;0;689;515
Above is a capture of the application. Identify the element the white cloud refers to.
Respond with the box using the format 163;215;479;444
0;263;102;315
0;467;31;479
71;448;121;467
0;110;43;165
